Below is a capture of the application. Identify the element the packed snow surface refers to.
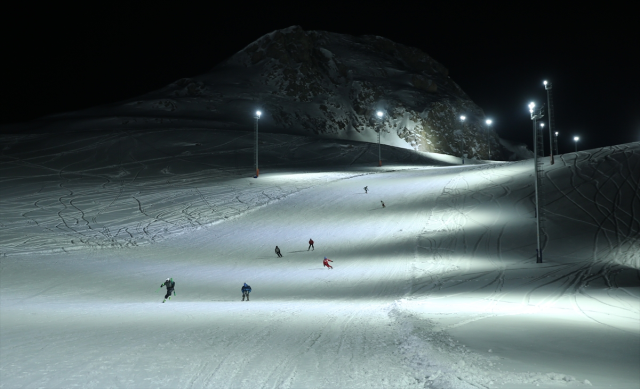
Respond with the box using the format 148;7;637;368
1;130;639;389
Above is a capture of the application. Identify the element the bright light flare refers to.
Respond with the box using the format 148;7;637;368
486;119;492;125
543;80;548;85
540;123;545;128
555;132;558;136
460;115;466;121
256;111;262;118
376;111;383;118
574;136;580;141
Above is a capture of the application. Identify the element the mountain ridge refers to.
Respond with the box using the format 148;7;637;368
3;26;528;160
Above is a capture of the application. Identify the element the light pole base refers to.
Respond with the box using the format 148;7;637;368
550;154;555;165
378;160;382;167
255;168;259;178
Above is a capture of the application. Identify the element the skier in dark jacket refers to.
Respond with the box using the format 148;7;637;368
241;283;251;301
308;239;314;251
161;278;176;303
275;246;283;257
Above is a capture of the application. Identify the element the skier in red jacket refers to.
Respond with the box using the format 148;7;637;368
323;257;333;269
308;238;314;251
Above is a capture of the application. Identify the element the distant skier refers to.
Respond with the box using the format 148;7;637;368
161;278;176;303
275;246;283;257
364;186;368;194
241;283;251;301
308;238;314;251
381;201;385;208
323;257;333;269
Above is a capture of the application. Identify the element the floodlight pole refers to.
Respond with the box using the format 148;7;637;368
486;119;492;159
554;132;559;155
376;111;384;166
254;111;261;177
544;81;555;164
574;136;579;152
460;115;466;164
529;103;544;263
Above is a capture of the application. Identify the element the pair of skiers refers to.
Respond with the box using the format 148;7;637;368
161;278;176;303
241;283;252;301
276;239;315;256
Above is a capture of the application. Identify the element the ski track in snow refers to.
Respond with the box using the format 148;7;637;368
1;132;639;388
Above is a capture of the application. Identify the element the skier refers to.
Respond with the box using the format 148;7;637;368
381;201;385;208
323;257;333;269
275;246;283;257
364;186;368;194
241;283;251;301
161;278;176;303
308;238;314;251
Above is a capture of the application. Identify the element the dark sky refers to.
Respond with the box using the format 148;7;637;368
3;3;638;152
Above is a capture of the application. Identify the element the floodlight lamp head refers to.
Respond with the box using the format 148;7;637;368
256;111;262;118
543;80;547;85
460;115;466;121
540;123;545;127
486;119;492;125
574;136;579;141
555;131;558;135
376;111;383;118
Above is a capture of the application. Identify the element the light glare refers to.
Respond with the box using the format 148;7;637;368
460;115;466;121
486;119;492;125
574;136;579;141
256;111;262;117
376;111;383;118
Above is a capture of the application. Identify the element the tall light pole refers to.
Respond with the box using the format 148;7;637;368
460;115;466;164
376;111;384;166
254;110;261;178
485;119;492;159
529;102;544;263
554;131;559;155
539;122;545;157
543;81;555;164
574;136;579;152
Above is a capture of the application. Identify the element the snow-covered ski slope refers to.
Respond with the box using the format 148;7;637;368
1;130;639;389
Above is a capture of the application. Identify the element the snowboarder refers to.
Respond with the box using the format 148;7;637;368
275;246;283;257
241;283;251;301
308;238;314;251
323;257;333;269
161;278;175;303
364;186;368;194
381;201;385;208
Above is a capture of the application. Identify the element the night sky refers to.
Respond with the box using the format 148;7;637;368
4;3;638;153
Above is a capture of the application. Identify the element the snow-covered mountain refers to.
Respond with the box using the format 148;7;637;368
5;26;528;160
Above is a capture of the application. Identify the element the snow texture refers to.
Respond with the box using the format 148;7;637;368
1;125;638;388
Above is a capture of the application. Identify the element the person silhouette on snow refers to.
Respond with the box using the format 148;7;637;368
381;201;385;208
242;283;252;301
161;278;175;303
275;246;283;257
308;238;314;251
364;186;368;194
323;257;333;269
